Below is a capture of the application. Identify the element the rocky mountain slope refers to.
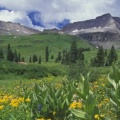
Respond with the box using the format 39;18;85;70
62;13;120;49
0;21;40;35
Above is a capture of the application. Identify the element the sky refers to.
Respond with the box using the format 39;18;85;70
0;0;120;31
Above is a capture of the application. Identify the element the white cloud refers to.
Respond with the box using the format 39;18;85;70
0;0;119;30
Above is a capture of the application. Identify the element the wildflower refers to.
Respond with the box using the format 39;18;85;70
70;101;82;109
76;102;82;108
100;113;105;117
38;104;42;112
94;114;100;120
10;99;19;107
18;97;24;102
25;98;31;102
70;101;77;109
0;105;4;110
53;111;56;115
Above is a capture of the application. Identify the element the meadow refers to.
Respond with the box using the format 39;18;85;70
0;66;119;120
0;33;120;120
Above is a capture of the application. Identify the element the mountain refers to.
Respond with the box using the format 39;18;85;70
61;13;120;49
0;21;40;35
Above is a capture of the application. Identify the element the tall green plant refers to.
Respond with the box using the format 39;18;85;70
69;74;100;120
107;64;120;119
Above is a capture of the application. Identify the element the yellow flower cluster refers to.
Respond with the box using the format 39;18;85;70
0;95;31;108
70;101;82;109
94;114;105;120
10;97;24;107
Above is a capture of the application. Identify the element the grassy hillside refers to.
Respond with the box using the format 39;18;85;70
0;32;95;62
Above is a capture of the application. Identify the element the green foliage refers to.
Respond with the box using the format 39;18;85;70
69;41;78;63
68;60;89;80
107;64;120;119
45;46;49;62
0;48;4;60
107;45;118;66
0;61;64;80
92;46;105;67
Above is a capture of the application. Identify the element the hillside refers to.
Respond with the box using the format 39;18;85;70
0;20;40;35
0;32;95;62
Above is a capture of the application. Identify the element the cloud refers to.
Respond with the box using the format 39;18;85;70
0;0;119;30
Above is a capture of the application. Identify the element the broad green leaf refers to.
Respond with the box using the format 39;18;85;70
85;94;95;115
70;109;89;119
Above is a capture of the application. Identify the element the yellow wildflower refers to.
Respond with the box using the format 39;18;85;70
10;99;19;107
25;98;31;102
70;101;82;109
100;113;105;117
18;97;24;102
94;114;100;120
76;102;82;108
70;101;77;109
0;105;4;110
53;111;56;115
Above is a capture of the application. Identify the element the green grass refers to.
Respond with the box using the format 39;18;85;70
0;32;95;62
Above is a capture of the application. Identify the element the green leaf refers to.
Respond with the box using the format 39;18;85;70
85;94;95;115
70;109;89;119
83;73;90;96
41;104;48;112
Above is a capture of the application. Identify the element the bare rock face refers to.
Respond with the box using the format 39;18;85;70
62;13;120;48
0;21;40;35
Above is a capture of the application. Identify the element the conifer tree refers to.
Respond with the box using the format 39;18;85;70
33;54;37;63
95;46;105;67
7;44;14;62
13;50;18;62
18;52;21;62
107;45;118;66
38;56;41;64
69;41;78;63
21;57;25;62
45;46;49;62
55;52;62;62
78;48;84;61
0;48;4;60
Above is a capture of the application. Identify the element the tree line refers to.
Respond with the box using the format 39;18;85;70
0;42;118;67
90;45;118;67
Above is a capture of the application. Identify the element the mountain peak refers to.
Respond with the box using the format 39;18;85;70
0;20;40;35
96;13;111;19
62;13;120;34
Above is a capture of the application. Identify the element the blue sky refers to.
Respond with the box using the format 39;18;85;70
0;0;120;31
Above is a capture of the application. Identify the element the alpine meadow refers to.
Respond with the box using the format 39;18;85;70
0;11;120;120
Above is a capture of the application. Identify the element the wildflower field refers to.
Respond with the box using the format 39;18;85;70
0;65;120;120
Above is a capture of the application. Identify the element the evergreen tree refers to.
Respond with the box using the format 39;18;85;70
38;56;41;64
69;41;78;63
95;46;105;67
51;55;54;59
0;48;4;60
13;50;18;62
78;48;84;61
55;52;62;62
18;52;21;62
7;44;14;62
45;46;49;62
33;54;37;63
21;57;25;62
107;45;118;66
